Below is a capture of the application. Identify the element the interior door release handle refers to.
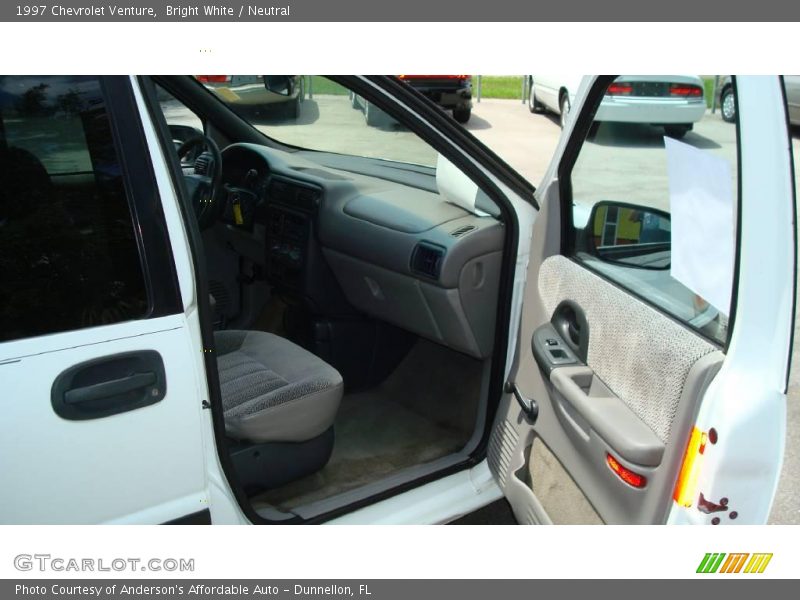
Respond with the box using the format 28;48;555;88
64;372;157;405
504;381;539;424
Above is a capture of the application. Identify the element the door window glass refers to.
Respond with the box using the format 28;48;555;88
567;76;738;344
0;76;148;342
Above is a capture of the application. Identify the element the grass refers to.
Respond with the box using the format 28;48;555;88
474;76;526;99
702;77;718;108
306;76;349;96
305;75;529;99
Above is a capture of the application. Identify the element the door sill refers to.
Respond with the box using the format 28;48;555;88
325;460;502;524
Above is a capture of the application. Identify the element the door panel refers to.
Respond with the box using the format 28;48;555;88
0;317;208;523
493;75;794;525
490;74;739;523
490;205;725;523
538;256;717;444
0;75;209;524
529;438;603;524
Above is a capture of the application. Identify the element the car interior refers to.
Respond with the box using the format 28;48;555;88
150;76;512;521
1;75;756;525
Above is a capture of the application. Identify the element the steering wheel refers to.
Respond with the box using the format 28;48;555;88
177;134;223;230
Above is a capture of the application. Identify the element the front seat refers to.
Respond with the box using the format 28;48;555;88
214;330;343;492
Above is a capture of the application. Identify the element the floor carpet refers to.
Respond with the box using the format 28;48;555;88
253;339;482;511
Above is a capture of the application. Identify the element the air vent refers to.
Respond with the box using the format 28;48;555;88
269;180;291;203
268;178;321;212
411;242;445;279
450;224;476;238
194;152;212;176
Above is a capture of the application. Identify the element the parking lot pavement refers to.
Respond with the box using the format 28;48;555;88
465;98;562;185
469;98;739;212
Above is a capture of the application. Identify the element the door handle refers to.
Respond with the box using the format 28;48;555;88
52;351;166;421
551;300;589;363
64;372;157;405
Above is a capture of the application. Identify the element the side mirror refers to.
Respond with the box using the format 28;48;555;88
586;201;671;270
263;75;294;96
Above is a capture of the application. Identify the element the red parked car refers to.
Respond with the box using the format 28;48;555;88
397;75;473;123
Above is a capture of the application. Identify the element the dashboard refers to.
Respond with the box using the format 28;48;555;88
213;143;505;359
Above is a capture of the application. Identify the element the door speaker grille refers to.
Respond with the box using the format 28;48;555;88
488;418;518;488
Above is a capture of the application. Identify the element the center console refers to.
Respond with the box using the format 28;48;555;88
265;176;322;291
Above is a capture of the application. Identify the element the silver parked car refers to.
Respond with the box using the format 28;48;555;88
717;75;800;125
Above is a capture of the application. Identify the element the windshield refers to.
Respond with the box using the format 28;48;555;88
193;75;439;167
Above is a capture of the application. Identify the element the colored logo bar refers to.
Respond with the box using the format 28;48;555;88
697;553;773;574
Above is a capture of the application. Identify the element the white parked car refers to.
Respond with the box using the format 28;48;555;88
0;75;793;525
530;75;707;139
527;75;584;128
594;75;707;138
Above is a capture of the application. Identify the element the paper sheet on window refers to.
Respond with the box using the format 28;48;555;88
664;138;735;315
436;153;488;216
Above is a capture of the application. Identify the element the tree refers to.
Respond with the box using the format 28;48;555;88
55;89;84;117
15;83;50;116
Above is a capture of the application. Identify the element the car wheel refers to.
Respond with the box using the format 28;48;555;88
528;80;543;113
350;91;359;109
559;93;571;128
453;106;471;124
664;125;691;139
721;87;736;123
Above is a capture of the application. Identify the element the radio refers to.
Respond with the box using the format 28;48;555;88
264;178;321;288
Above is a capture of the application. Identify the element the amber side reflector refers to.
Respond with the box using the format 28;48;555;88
606;453;647;488
673;426;708;507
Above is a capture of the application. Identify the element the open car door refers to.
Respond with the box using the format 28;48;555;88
489;76;795;524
